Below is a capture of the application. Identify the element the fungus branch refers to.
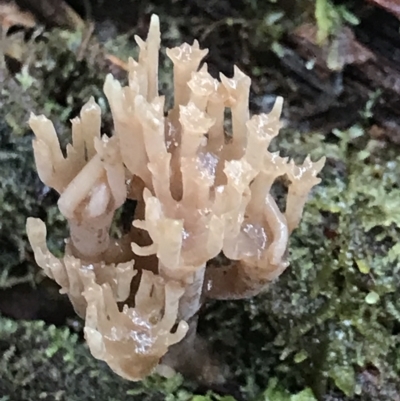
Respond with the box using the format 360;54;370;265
26;13;324;381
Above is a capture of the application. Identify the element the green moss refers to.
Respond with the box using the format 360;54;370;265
0;316;316;401
0;316;186;400
260;379;317;401
315;0;359;43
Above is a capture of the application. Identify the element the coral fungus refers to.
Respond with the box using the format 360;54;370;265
26;14;324;381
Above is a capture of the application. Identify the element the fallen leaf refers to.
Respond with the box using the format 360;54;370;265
0;1;36;30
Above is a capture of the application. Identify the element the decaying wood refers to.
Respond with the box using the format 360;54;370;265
366;0;400;19
278;4;400;143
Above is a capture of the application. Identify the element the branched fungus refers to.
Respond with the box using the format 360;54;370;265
26;14;325;381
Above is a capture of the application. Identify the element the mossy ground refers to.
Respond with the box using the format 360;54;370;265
201;125;400;400
1;0;399;400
